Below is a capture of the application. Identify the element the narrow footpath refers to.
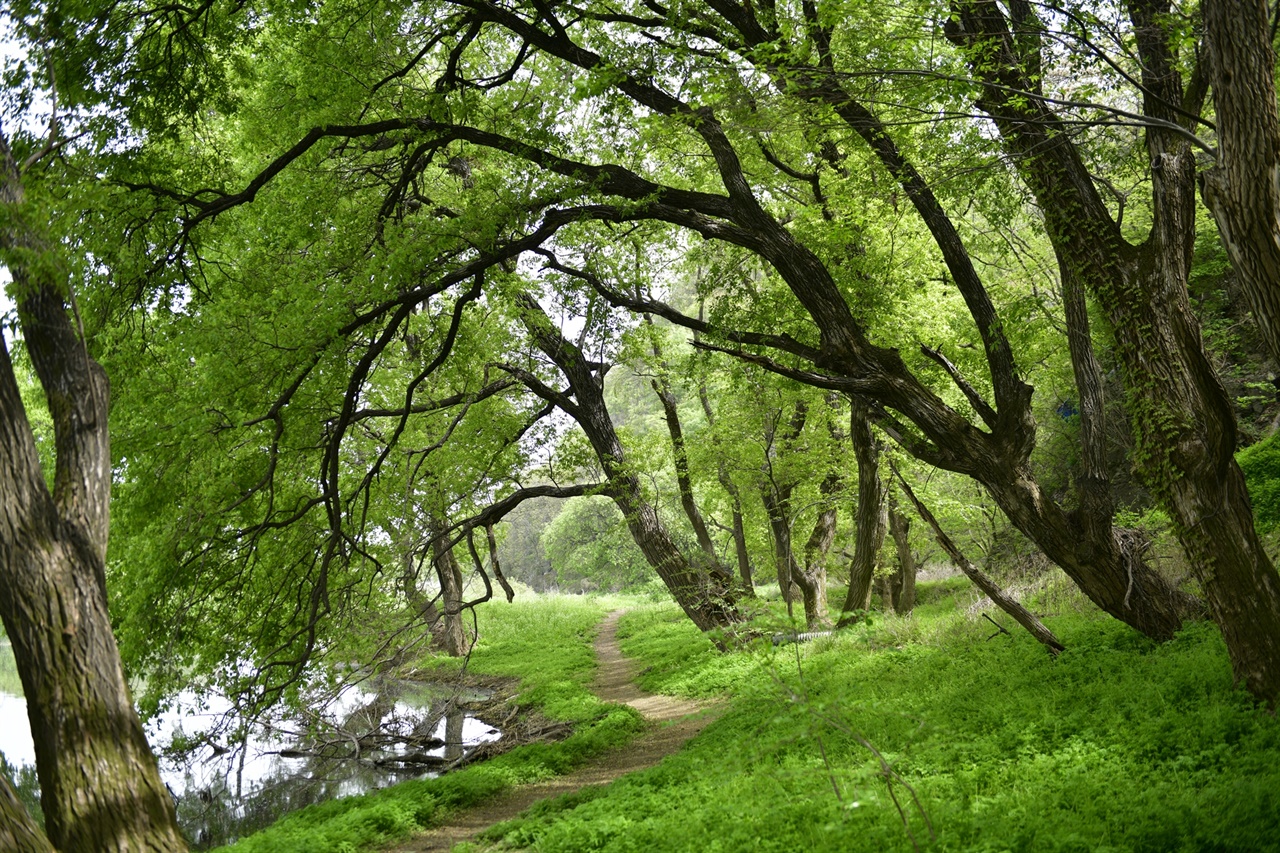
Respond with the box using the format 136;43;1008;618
386;610;721;852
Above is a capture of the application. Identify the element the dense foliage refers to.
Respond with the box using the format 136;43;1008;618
5;0;1280;848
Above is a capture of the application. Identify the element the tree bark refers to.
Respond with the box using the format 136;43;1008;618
760;486;802;616
0;129;187;851
838;400;888;626
947;0;1280;702
647;322;720;564
796;472;839;628
760;402;809;612
429;519;471;657
1200;0;1280;368
0;774;52;853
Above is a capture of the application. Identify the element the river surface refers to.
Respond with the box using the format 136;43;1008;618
0;642;502;849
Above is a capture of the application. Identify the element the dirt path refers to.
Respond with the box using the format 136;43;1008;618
385;610;720;852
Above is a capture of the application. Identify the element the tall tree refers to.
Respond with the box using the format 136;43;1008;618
946;0;1280;702
838;398;888;626
1199;0;1280;366
0;126;186;851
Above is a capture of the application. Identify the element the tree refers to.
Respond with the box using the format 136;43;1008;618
541;496;653;591
945;0;1280;702
838;398;888;626
89;0;1280;705
0;126;186;851
884;488;919;616
1199;0;1280;367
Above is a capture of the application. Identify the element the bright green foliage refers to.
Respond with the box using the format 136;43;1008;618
213;596;642;853
487;597;1280;853
1237;433;1280;533
541;497;653;592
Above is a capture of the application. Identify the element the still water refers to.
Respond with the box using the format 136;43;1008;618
0;642;502;849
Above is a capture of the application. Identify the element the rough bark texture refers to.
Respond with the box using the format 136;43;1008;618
947;0;1280;702
894;465;1064;654
429;519;472;656
0;130;187;852
797;472;839;628
512;293;738;632
760;487;800;615
1200;0;1280;367
761;402;809;613
0;774;52;853
838;400;888;627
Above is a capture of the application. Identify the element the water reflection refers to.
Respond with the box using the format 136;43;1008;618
0;644;502;850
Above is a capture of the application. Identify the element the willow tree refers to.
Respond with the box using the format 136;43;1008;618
97;0;1280;706
0;128;186;851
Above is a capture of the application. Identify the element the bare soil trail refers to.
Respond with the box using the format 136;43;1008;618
385;609;722;852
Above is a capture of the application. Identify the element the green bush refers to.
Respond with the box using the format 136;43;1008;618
1238;431;1280;532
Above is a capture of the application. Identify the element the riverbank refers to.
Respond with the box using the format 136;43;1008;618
214;595;647;852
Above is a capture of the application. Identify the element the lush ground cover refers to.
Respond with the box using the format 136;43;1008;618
214;594;643;853
484;581;1280;853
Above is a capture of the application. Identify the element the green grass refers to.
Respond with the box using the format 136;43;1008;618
214;594;644;853
485;584;1280;853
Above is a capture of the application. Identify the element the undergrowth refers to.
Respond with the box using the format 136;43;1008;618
486;581;1280;853
214;594;643;853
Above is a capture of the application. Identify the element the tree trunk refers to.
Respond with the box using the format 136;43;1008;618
947;0;1280;702
887;490;917;615
760;402;809;613
648;322;720;563
697;375;756;594
1200;0;1280;368
761;486;801;615
0;774;53;853
512;293;739;632
894;464;1064;654
0;129;187;851
796;472;840;628
727;497;754;593
429;520;471;657
839;400;887;626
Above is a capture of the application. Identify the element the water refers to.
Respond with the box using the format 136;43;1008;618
0;644;502;849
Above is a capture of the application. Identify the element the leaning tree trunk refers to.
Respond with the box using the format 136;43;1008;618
0;775;52;853
794;472;841;628
893;464;1064;654
838;400;888;626
0;130;187;852
429;519;471;657
1199;0;1280;367
648;321;720;564
512;293;738;632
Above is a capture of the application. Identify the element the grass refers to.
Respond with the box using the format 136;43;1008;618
214;594;644;853
484;580;1280;853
